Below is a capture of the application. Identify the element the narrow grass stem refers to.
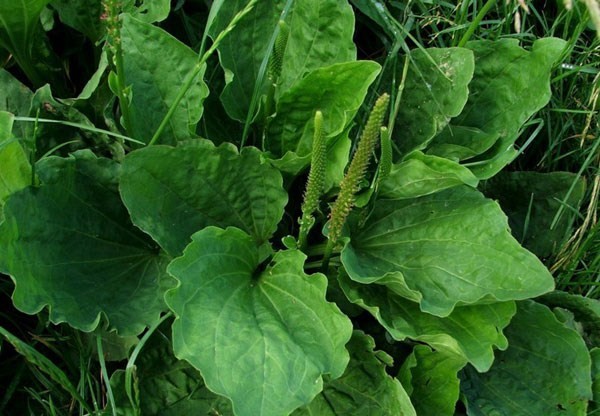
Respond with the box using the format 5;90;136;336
457;0;498;47
124;312;173;413
149;0;258;146
96;335;117;416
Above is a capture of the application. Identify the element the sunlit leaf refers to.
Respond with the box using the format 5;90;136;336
165;227;352;416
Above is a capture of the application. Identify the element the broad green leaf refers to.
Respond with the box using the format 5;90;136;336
379;151;479;199
339;273;515;372
277;0;356;94
293;331;416;416
461;300;593;415
482;171;586;258
446;38;566;179
393;47;474;155
0;152;170;335
111;323;233;415
0;69;34;140
208;0;282;121
539;291;600;347
592;348;600;412
0;112;31;221
120;14;208;144
120;141;287;256
267;61;380;158
50;0;104;41
165;227;352;416
342;186;554;317
398;345;466;416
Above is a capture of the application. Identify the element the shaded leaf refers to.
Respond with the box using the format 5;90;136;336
398;345;466;416
461;300;592;415
111;323;233;415
120;141;287;256
0;0;60;88
339;273;515;372
29;85;106;157
50;0;104;41
0;112;31;222
0;69;34;140
342;186;554;317
482;171;586;258
0;152;170;335
293;331;416;416
165;227;352;416
538;291;600;347
393;47;474;155
208;0;282;121
379;151;479;199
121;14;208;144
267;61;380;158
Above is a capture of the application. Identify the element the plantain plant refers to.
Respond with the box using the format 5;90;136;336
0;1;597;415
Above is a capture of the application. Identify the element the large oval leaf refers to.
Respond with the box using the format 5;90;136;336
342;186;554;316
121;14;209;144
461;300;593;415
119;141;287;256
165;227;352;416
0;152;169;335
338;272;514;372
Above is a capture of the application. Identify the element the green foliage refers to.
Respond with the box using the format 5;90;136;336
119;140;287;256
165;227;352;416
399;345;466;416
461;300;593;415
342;186;554;316
0;152;169;334
120;14;209;144
0;1;597;414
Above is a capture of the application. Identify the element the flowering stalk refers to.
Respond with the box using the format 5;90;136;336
298;111;325;250
102;0;133;137
268;20;289;84
322;93;390;269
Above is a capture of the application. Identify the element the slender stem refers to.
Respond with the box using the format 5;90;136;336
457;0;497;47
96;335;117;416
149;0;258;146
321;240;335;272
124;312;173;413
240;0;294;147
113;48;134;136
14;117;144;145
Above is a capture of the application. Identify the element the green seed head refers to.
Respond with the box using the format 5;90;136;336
328;93;390;243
